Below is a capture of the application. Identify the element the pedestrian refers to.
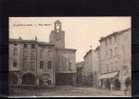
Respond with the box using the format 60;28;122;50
122;77;131;96
123;84;128;96
110;83;114;91
120;79;126;96
125;77;131;96
98;80;101;88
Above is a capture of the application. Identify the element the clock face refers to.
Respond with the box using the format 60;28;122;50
56;24;60;30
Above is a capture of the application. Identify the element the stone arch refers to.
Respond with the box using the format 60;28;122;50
39;73;51;87
22;72;36;85
9;72;19;85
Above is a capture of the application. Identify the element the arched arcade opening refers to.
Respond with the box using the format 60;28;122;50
22;73;36;85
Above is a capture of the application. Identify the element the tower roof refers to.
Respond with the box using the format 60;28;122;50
55;20;61;24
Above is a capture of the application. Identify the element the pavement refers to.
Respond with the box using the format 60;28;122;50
9;85;131;97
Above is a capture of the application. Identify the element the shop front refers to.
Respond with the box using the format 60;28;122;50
98;71;120;90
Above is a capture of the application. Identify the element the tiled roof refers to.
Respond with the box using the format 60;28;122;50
9;38;55;46
99;28;131;42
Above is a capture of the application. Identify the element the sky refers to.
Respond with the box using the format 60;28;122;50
9;17;131;62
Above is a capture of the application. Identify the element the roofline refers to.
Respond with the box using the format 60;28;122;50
9;38;55;46
83;49;92;59
118;28;131;35
99;28;131;42
94;46;100;52
56;48;76;52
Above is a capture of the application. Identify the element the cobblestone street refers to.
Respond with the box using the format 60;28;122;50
9;86;131;97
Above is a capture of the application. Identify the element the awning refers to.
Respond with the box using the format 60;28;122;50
98;72;118;80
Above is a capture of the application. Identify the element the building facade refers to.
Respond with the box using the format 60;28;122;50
98;28;131;90
55;48;76;85
9;20;76;87
92;46;101;88
82;28;131;91
50;20;76;85
82;47;100;87
76;61;84;86
9;39;56;88
83;49;93;86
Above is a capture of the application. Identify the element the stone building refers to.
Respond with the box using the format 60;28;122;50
55;48;76;85
76;61;84;86
9;20;76;87
83;49;93;86
92;46;101;88
82;47;100;87
82;28;131;91
98;28;131;90
117;28;131;91
9;39;56;88
50;20;76;85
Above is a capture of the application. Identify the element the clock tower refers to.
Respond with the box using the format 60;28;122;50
50;20;65;48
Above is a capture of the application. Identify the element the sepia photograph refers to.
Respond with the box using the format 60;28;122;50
8;17;131;97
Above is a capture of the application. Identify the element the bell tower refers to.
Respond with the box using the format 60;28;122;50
54;20;62;32
49;20;65;48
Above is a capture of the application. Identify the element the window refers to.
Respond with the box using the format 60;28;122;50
115;47;118;56
13;61;17;67
105;50;108;56
114;35;117;42
48;49;51;53
23;56;28;61
13;47;17;56
109;37;112;45
40;48;44;58
48;61;52;69
40;61;44;69
14;43;17;46
47;80;51;85
105;40;108;46
31;56;35;60
24;44;27;48
48;49;51;57
68;62;72;71
31;62;35;70
110;49;112;58
31;44;35;49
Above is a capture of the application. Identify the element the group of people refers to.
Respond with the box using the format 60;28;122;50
122;77;131;96
98;76;131;96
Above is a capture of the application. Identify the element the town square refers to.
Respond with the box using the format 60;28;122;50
9;17;131;97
